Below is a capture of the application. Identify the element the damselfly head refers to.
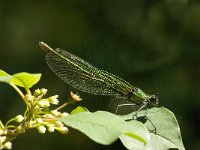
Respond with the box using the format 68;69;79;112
148;95;159;106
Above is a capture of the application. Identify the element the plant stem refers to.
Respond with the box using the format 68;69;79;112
9;83;26;103
10;83;24;98
56;102;68;111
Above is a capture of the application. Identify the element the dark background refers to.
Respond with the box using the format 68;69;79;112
0;0;199;150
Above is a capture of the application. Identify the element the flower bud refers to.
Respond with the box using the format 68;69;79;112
15;115;24;123
36;118;43;124
48;95;59;105
34;89;41;96
51;110;60;117
0;136;6;143
40;88;47;95
70;92;82;101
38;100;50;107
55;121;64;127
16;126;25;133
24;94;34;102
57;127;68;134
3;141;12;149
44;114;54;119
37;126;46;134
47;126;55;133
61;112;69;117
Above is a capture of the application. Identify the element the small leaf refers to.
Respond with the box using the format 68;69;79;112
0;69;11;83
71;106;89;115
121;107;185;150
11;72;41;88
0;70;10;76
60;111;149;146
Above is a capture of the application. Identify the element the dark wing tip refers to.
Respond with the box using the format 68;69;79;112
39;41;54;52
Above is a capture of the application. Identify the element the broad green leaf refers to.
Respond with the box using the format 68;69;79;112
0;69;11;83
71;106;89;115
60;110;149;146
11;72;41;88
121;107;185;150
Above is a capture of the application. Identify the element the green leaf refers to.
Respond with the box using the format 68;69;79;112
0;70;41;88
0;69;11;83
120;134;146;150
60;110;150;146
145;107;185;150
71;106;89;115
0;70;10;76
121;107;185;150
11;72;41;88
119;120;149;150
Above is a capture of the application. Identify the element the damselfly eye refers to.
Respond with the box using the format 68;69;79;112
149;95;159;106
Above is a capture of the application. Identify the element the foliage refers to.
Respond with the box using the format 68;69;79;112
0;69;185;150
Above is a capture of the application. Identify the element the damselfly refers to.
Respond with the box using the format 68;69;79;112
39;42;158;111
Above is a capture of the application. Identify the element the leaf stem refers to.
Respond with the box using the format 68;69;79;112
5;118;15;127
10;83;24;99
9;83;28;105
56;102;68;111
0;120;5;128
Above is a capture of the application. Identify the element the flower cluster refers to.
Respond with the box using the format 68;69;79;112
0;88;73;149
24;88;69;134
29;110;69;134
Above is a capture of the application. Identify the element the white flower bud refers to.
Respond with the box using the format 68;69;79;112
0;136;6;143
57;127;68;134
44;114;54;119
40;88;47;95
34;89;41;96
48;95;59;105
48;126;55;133
3;142;12;149
37;126;46;134
36;118;43;124
38;100;50;107
51;110;60;117
55;121;64;127
15;115;24;123
61;112;69;117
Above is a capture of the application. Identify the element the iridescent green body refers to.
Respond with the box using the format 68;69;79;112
39;42;158;107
